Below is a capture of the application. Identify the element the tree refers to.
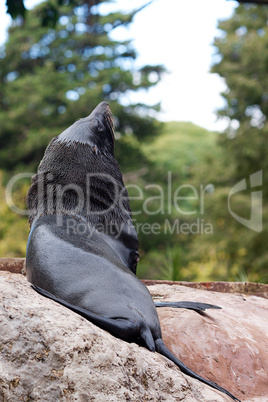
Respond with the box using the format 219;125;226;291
5;0;268;27
205;4;268;282
0;0;164;261
212;4;268;188
0;0;164;173
5;0;100;27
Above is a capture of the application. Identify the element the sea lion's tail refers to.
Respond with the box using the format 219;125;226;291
155;338;241;402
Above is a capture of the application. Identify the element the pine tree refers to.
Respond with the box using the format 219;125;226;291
212;4;268;192
201;4;268;282
0;0;164;172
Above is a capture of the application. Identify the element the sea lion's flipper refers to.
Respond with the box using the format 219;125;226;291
155;339;240;401
32;285;139;341
154;301;221;311
140;326;155;352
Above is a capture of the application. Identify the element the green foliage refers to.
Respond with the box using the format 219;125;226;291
124;121;224;281
159;246;182;282
0;0;164;265
6;0;91;27
0;0;164;174
0;172;28;257
212;5;268;187
144;121;219;172
209;4;268;283
1;2;267;284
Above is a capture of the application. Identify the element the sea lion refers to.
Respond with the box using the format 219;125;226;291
26;102;240;401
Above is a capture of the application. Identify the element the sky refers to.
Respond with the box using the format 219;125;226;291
0;0;238;131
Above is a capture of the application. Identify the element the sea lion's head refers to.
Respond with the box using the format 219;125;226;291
56;101;115;155
27;102;133;233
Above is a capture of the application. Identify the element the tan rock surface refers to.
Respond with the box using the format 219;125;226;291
0;272;267;401
150;284;268;401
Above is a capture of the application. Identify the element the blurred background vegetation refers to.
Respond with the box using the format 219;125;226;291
1;1;267;283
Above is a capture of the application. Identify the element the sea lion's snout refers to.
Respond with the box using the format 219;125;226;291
57;102;115;151
88;101;115;145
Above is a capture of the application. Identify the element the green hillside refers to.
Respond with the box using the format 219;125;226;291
121;121;225;280
143;121;220;172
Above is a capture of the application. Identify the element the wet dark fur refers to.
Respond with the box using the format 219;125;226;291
27;139;131;229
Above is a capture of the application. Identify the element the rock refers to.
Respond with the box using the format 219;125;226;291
0;272;267;401
0;258;25;274
150;284;268;402
143;280;268;300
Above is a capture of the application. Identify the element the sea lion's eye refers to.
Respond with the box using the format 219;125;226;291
96;120;105;133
